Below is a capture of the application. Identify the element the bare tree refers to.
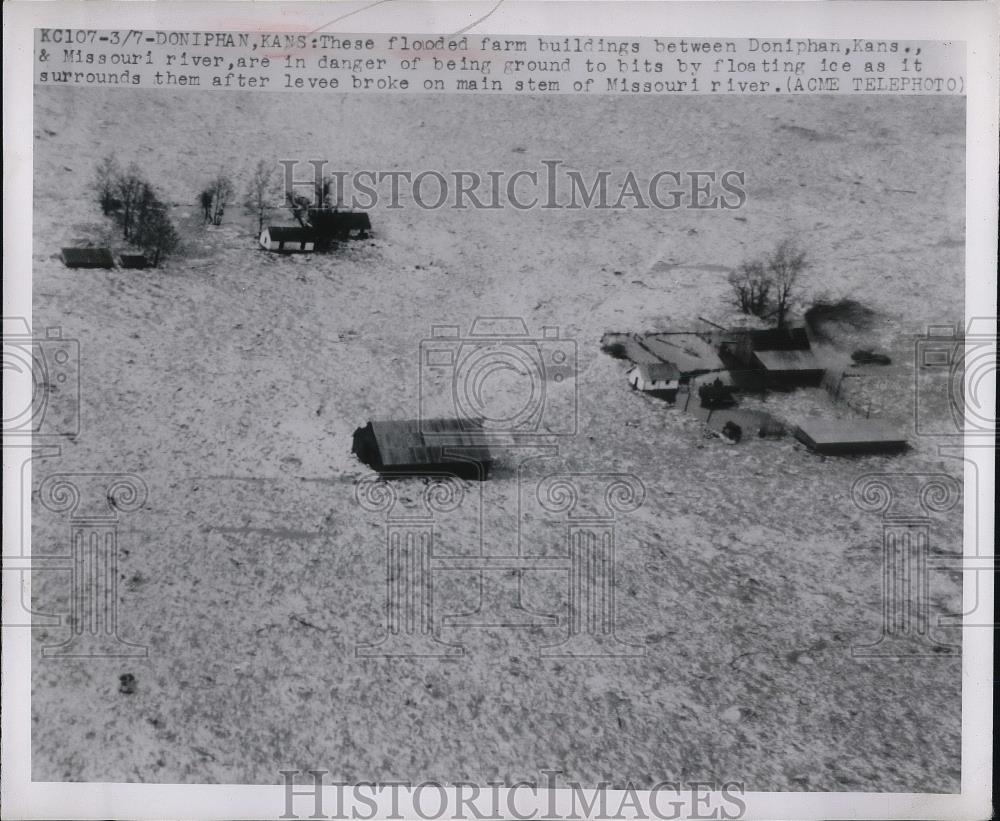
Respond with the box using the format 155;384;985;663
134;201;180;267
199;188;214;223
244;160;277;235
93;153;121;215
288;193;312;228
728;259;771;317
202;171;234;226
113;163;147;239
314;173;345;210
766;238;807;329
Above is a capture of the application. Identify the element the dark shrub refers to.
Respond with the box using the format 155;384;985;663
852;349;892;365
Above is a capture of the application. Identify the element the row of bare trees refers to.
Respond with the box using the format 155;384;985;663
204;165;364;234
93;154;179;266
94;156;289;267
196;161;283;234
728;238;806;329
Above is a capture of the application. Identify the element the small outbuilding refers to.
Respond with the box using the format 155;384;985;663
259;226;317;253
61;248;114;268
626;362;680;400
118;254;149;269
351;418;494;480
793;419;908;455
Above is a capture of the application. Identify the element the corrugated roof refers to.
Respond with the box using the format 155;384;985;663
61;248;114;268
368;418;493;467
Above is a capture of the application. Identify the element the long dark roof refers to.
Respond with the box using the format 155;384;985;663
118;254;149;268
61;248;114;268
794;419;907;454
264;227;317;241
352;419;493;479
310;210;371;231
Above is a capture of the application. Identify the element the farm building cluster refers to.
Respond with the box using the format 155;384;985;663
60;211;373;272
348;318;906;482
604;319;907;456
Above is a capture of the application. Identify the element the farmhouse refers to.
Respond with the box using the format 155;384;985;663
351;418;494;480
793;419;908;455
626;361;680;400
259;226;317;253
61;247;114;268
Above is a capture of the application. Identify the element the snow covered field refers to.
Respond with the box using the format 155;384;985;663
31;86;965;790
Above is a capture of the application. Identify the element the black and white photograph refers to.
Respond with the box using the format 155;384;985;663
2;3;996;819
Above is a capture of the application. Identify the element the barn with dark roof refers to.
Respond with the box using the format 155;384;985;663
351;419;494;479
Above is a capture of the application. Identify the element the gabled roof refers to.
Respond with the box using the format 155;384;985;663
636;362;680;382
61;248;114;268
264;227;316;242
641;334;726;374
